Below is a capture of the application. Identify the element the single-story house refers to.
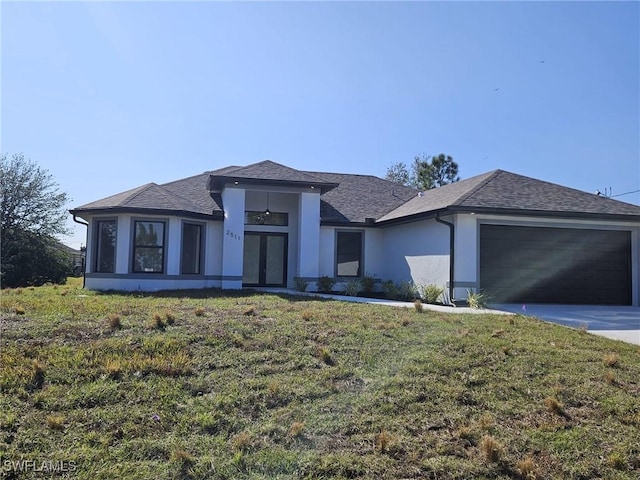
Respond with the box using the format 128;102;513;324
70;160;640;306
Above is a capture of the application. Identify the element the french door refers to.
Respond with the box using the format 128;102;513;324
242;233;288;287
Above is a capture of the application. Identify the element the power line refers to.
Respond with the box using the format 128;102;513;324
611;189;640;198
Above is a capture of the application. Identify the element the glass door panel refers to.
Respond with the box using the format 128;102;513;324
265;235;286;285
242;234;261;285
243;233;287;287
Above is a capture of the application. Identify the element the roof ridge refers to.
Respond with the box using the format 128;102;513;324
452;169;503;205
121;183;158;205
153;182;204;210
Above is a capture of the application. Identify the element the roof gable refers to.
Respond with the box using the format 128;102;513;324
207;160;338;193
378;169;640;223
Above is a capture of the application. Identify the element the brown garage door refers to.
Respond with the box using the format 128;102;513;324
480;225;631;305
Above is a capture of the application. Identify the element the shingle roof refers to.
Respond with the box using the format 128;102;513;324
303;171;417;223
71;163;640;224
207;160;338;193
378;169;640;223
70;180;216;217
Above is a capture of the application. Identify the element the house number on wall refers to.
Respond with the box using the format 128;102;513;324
226;230;241;241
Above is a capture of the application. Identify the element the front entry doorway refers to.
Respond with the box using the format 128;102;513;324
242;232;288;287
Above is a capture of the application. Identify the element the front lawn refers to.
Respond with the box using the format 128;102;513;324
1;279;638;479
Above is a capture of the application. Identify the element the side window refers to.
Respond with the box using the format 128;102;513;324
95;220;116;273
132;221;165;273
181;223;203;274
336;231;363;277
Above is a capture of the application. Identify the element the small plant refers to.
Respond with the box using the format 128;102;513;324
413;299;423;312
164;311;176;325
360;273;377;294
104;359;122;379
480;435;501;462
194;307;205;317
317;276;335;293
148;313;166;330
479;413;494;431
382;280;399;300
420;284;444;304
374;430;394;453
46;414;66;431
516;455;536;478
289;421;305;438
317;347;334;366
29;359;45;390
603;352;620;367
543;396;564;415
466;289;488;309
397;280;418;301
107;314;122;330
343;279;362;297
456;425;474;441
604;369;617;385
171;448;194;463
607;451;627;470
293;277;309;292
231;431;253;452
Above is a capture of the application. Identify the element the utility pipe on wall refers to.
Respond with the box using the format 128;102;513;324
72;215;89;288
435;212;455;305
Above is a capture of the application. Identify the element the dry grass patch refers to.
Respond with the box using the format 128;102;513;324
480;435;502;462
46;414;66;431
289;421;305;438
603;352;620;367
543;396;564;415
374;430;394;453
516;455;537;478
107;313;122;330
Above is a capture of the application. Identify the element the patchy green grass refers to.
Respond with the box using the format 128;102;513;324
1;278;639;479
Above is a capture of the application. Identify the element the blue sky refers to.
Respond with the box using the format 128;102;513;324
2;1;639;249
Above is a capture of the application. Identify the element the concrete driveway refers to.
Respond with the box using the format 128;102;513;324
492;304;640;345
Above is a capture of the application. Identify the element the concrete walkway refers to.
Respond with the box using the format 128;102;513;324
258;288;640;345
492;304;640;345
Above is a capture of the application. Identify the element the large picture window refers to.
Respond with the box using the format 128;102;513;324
132;221;165;273
95;220;116;273
181;223;203;274
336;231;363;277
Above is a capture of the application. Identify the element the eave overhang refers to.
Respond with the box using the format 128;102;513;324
375;206;640;227
68;207;224;221
207;175;338;194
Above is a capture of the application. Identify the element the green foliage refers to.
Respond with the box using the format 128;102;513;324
293;277;308;292
385;152;459;190
343;279;362;297
316;276;335;293
1;153;72;288
467;289;489;309
414;153;460;190
420;284;444;304
1;230;71;287
360;272;377;294
381;280;399;300
385;161;411;185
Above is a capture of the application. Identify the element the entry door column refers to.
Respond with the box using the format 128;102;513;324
298;192;321;282
221;187;245;289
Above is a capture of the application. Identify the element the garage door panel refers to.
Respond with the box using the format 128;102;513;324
480;225;631;305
